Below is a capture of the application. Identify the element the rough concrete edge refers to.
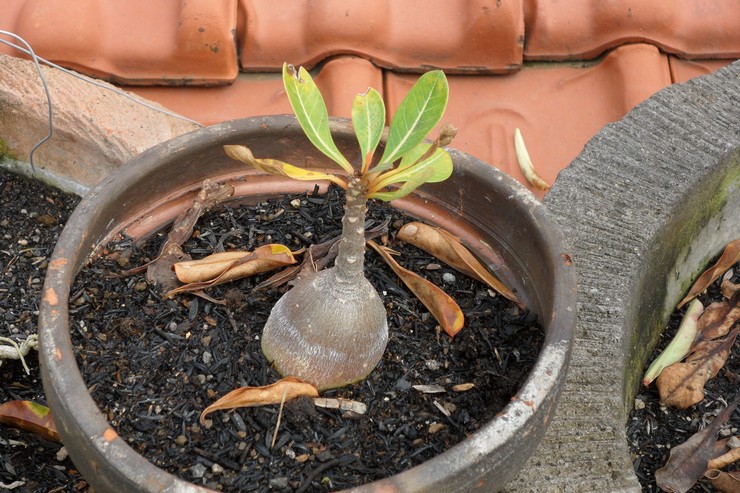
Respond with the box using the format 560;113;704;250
1;157;89;197
505;60;740;492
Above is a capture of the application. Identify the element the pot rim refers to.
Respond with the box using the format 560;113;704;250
39;115;576;492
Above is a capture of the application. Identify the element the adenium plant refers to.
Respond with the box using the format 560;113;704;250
225;63;455;390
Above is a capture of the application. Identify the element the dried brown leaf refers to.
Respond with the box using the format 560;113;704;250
0;400;61;442
253;218;389;291
697;290;740;342
397;222;522;307
655;399;738;492
704;469;740;493
168;244;296;296
657;327;739;409
721;280;740;299
678;238;740;308
368;240;464;337
707;446;740;471
199;377;318;425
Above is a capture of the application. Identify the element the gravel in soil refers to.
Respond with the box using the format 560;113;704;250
627;260;739;493
67;184;544;491
0;169;84;492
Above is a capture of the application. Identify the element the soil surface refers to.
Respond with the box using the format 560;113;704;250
5;167;735;492
0;169;84;492
627;259;739;492
66;183;542;491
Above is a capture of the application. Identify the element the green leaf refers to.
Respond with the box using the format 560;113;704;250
642;299;703;386
378;70;448;167
282;63;354;174
369;168;435;201
351;88;385;172
370;146;453;197
395;143;451;181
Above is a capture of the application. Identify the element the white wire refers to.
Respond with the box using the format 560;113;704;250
0;31;53;171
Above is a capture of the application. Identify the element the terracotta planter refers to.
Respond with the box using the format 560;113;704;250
39;115;576;492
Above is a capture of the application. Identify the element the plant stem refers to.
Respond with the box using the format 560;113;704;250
334;176;368;284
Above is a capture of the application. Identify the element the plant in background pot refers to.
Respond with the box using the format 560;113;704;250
39;64;576;492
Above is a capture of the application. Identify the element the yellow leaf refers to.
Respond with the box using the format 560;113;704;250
199;377;318;425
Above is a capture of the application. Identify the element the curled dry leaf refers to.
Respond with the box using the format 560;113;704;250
697;290;740;342
367;240;464;337
643;299;703;386
397;222;522;307
0;400;61;442
168;244;297;296
704;469;740;493
199;377;318;425
655;399;738;493
720;279;740;299
656;327;739;409
707;445;740;471
514;128;551;191
678;238;740;308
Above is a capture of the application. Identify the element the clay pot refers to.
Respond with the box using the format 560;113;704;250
39;115;576;492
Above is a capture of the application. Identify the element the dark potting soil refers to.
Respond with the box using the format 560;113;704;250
66;184;544;492
0;169;85;492
627;259;739;493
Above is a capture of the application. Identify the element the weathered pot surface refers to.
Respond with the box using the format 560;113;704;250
39;116;577;492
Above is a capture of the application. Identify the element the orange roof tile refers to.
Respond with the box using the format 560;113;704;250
0;1;737;192
0;0;238;85
238;0;524;74
523;0;740;61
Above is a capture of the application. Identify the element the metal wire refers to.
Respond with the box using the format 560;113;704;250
0;30;53;171
0;31;204;171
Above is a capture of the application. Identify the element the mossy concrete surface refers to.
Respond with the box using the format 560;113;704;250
0;54;197;195
505;61;739;492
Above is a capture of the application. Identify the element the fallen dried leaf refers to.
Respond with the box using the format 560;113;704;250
0;400;61;442
313;397;367;415
643;299;703;386
514;128;551;191
657;327;739;408
707;445;740;471
696;290;740;342
720;280;740;299
397;222;522;307
678;238;740;308
412;384;446;394
169;244;296;296
704;469;740;493
199;377;318;425
655;399;738;492
368;240;464;337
